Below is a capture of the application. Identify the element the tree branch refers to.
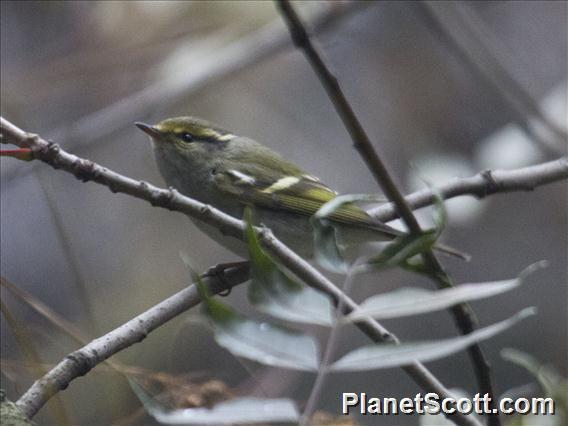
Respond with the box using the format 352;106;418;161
2;117;479;426
2;2;370;186
274;2;511;425
14;264;250;419
369;158;568;222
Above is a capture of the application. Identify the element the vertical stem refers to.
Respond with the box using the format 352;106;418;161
276;2;500;425
301;268;356;424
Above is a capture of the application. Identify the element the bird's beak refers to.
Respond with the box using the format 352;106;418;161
135;122;162;140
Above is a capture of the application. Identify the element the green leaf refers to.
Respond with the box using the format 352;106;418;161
355;189;448;272
245;208;273;279
179;252;236;323
311;212;347;274
312;194;381;274
183;239;320;371
358;231;437;272
194;274;235;324
330;308;535;372
430;186;447;237
245;209;333;326
312;220;348;274
346;262;546;321
358;187;465;272
129;379;300;424
501;349;567;425
248;271;334;327
198;278;319;370
401;256;430;274
212;317;319;370
501;348;563;398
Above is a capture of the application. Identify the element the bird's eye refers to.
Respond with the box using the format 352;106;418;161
180;132;194;143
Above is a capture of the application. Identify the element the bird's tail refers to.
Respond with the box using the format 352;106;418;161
345;221;471;261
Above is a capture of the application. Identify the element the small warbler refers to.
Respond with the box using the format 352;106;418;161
136;117;462;260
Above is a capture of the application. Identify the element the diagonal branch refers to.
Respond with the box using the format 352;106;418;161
1;117;479;426
275;2;508;425
2;1;369;185
12;264;250;420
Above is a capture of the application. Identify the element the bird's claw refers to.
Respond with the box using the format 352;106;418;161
203;261;249;297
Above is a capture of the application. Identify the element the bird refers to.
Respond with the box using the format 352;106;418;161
136;116;464;262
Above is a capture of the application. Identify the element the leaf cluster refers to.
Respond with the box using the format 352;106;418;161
131;198;543;425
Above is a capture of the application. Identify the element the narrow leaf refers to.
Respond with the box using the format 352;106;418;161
359;231;437;272
501;348;561;397
312;194;381;274
213;318;319;371
401;256;429;274
346;262;546;321
194;275;235;323
129;379;300;424
199;283;319;370
183;242;320;371
331;308;535;371
245;209;333;326
312;220;348;274
360;186;468;268
248;272;334;327
245;208;273;279
430;186;447;237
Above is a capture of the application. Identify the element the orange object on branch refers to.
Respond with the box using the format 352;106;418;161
0;148;34;161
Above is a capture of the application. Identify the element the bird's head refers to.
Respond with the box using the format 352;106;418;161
136;116;240;191
136;116;236;163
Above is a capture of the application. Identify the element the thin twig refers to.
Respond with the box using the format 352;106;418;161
1;299;71;425
1;277;226;398
275;2;502;425
301;267;357;424
1;277;89;346
2;117;479;426
14;264;251;419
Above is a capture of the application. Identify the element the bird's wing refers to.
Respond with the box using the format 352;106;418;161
212;166;399;237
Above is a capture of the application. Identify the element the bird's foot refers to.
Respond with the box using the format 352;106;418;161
203;261;250;296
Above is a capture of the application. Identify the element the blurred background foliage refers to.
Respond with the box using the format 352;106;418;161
1;1;566;425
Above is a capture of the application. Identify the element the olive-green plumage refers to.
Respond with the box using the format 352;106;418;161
136;117;461;260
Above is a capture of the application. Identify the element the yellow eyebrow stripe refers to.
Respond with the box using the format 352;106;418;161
154;123;235;142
